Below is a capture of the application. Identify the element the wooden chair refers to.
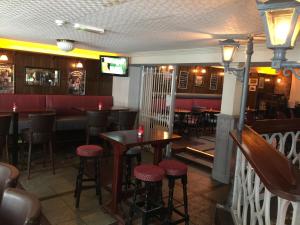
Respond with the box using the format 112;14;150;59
184;112;203;136
117;111;137;130
86;111;109;144
0;188;41;225
22;113;56;179
0;114;11;162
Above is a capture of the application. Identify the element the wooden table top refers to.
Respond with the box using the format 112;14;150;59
100;129;181;148
73;106;129;112
0;108;55;113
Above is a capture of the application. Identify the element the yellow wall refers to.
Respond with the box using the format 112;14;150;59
0;38;118;59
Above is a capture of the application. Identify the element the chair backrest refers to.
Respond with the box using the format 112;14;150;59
86;111;109;128
185;112;203;125
28;113;56;144
0;114;11;136
118;111;137;130
0;188;41;225
28;113;56;133
0;163;20;200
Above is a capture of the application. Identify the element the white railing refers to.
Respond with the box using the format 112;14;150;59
139;67;176;134
231;126;300;225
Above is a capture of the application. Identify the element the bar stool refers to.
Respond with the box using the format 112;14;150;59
128;164;165;225
74;145;103;208
159;160;189;225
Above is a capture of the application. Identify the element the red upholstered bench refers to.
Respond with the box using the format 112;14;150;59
0;94;113;132
175;95;222;111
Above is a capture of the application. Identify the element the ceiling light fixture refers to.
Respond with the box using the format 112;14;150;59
56;39;75;52
256;0;300;79
55;20;66;26
0;54;8;61
73;23;105;34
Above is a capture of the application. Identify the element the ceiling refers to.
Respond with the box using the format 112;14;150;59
0;0;264;53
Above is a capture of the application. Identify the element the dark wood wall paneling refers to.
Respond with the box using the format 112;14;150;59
1;49;112;95
177;65;224;94
247;72;291;109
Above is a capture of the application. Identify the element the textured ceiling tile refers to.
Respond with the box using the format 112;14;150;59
0;0;264;52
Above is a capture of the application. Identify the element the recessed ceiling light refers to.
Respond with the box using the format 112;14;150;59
55;20;66;26
74;23;105;34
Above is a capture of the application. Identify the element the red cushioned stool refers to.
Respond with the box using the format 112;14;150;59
159;160;189;225
128;164;165;225
74;145;103;208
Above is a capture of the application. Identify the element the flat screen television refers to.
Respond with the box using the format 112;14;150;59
100;56;129;77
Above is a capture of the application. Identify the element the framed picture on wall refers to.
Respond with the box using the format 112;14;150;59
0;64;14;93
178;71;189;89
249;78;258;86
25;67;60;86
249;85;256;92
67;69;86;95
194;75;204;87
209;74;218;90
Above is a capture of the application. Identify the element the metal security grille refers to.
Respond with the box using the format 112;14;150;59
139;66;177;152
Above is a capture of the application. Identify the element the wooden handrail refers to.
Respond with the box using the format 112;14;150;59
230;126;300;202
251;118;300;134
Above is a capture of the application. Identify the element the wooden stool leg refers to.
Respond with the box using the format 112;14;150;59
142;182;150;225
49;140;55;175
128;179;138;225
27;143;32;179
5;135;9;162
182;175;189;225
95;157;102;204
43;143;47;168
125;156;132;192
167;177;175;223
76;158;84;208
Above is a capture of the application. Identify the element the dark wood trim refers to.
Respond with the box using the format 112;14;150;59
251;119;300;134
230;126;300;202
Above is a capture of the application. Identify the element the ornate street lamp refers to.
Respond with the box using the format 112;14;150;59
219;37;254;131
257;0;300;78
219;39;240;72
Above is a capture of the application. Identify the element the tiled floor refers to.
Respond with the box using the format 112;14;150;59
19;150;229;225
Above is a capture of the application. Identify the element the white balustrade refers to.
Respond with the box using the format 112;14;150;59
231;128;300;225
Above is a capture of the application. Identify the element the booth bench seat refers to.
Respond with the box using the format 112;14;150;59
175;94;222;111
0;94;113;133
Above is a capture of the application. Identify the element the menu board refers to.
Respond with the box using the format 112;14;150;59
67;69;86;95
209;74;218;90
0;64;14;93
178;71;189;89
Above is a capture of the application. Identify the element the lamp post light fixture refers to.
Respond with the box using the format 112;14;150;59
257;0;300;79
219;36;254;131
219;39;240;72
